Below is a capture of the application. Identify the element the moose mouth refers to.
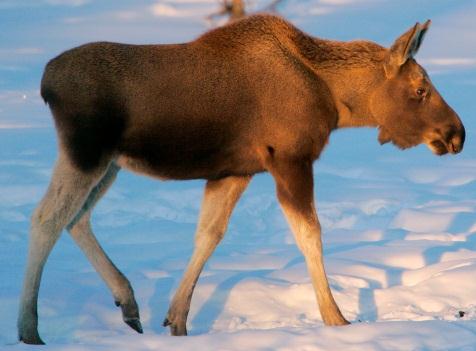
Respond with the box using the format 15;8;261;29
379;127;464;155
427;139;449;155
426;138;462;156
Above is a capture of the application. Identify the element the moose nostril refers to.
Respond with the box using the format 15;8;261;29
449;135;464;154
445;124;465;154
450;141;458;153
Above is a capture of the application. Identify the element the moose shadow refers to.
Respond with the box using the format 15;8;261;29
149;216;476;334
325;228;407;322
354;260;406;322
176;229;409;332
423;211;476;266
149;275;175;334
189;269;279;335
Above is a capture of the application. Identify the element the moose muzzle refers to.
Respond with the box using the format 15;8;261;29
426;120;465;156
448;123;465;154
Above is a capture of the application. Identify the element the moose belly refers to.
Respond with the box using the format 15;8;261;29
116;135;263;180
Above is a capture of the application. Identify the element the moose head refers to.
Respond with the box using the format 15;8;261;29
371;21;465;155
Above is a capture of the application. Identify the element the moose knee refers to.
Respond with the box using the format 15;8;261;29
31;208;54;234
30;203;68;243
282;212;323;254
295;229;323;253
195;228;226;246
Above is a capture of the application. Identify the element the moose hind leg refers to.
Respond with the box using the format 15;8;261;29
18;153;111;344
164;175;251;336
271;159;349;326
67;163;142;334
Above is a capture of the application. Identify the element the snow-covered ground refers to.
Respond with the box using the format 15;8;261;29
1;1;476;350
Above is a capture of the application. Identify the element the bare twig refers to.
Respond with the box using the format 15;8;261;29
262;0;285;13
208;0;246;22
207;0;285;25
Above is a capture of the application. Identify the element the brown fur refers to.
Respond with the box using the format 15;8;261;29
19;14;465;344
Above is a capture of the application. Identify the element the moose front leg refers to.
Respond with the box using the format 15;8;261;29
271;158;349;326
164;175;251;335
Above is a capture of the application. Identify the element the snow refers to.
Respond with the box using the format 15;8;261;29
1;1;476;350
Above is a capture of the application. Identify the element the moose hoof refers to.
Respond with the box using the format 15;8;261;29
115;298;142;333
125;318;143;334
18;329;45;345
163;317;187;336
323;316;351;326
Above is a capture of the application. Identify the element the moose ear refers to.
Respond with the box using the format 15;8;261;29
384;20;431;78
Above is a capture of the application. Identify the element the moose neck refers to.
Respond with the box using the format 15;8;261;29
297;36;387;129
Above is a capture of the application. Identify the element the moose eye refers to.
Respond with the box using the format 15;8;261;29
416;88;427;97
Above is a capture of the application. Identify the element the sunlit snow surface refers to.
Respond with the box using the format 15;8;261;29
1;1;476;350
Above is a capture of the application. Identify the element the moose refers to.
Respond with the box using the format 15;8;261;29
18;14;465;344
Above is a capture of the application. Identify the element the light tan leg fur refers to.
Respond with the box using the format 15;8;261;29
18;152;111;344
270;158;349;326
164;175;251;336
67;163;142;334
